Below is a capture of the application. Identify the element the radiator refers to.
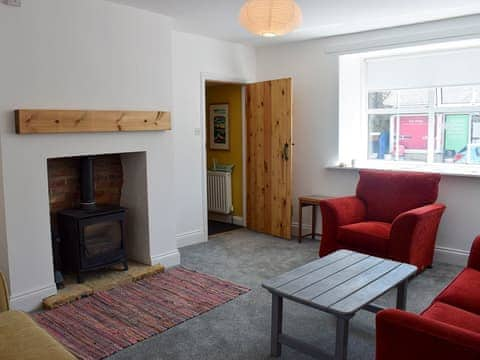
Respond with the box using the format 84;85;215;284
207;171;233;214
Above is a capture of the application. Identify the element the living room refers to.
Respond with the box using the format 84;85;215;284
1;1;480;359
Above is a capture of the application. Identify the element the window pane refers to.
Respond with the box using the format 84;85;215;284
397;89;429;107
441;86;474;105
368;91;396;109
368;114;428;162
434;113;480;164
397;115;429;150
394;115;429;162
368;114;392;159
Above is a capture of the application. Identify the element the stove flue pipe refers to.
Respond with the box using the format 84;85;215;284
80;156;96;210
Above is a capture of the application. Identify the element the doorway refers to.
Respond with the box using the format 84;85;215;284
205;81;246;236
201;76;294;241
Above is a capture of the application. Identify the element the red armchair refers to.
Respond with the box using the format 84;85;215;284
376;236;480;360
319;169;446;270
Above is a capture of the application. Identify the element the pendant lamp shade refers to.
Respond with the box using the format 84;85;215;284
239;0;303;37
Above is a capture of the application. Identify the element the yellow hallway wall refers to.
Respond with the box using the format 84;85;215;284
206;84;243;217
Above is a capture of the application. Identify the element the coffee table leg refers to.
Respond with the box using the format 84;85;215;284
396;280;408;310
271;294;283;357
335;317;349;360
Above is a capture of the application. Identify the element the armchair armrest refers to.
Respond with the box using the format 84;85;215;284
376;309;480;360
389;203;446;269
319;197;367;226
0;272;9;312
318;196;366;256
467;235;480;271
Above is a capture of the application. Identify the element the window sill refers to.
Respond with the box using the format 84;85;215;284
325;163;480;179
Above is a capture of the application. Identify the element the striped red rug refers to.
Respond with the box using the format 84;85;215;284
32;267;250;360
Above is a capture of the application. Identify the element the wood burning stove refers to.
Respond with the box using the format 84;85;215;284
57;156;128;283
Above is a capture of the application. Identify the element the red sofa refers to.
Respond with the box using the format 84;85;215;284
319;169;446;270
376;236;480;360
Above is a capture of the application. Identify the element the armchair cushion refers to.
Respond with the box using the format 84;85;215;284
434;268;480;315
422;302;480;334
338;222;391;258
356;170;441;222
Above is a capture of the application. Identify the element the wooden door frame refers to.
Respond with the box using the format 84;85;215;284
200;73;252;243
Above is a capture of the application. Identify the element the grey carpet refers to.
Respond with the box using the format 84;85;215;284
109;229;462;360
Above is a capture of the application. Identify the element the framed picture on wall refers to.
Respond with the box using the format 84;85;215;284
209;103;229;150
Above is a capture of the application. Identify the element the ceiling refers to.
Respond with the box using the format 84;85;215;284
107;0;480;46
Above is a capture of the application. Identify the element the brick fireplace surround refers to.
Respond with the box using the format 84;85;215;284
48;155;123;215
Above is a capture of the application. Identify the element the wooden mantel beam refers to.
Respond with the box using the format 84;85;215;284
15;109;171;134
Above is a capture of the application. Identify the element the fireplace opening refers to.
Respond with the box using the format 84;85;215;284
48;155;128;284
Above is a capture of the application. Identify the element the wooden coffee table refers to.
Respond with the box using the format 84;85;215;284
262;250;417;359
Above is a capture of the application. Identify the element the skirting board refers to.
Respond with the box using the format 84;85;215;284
150;249;181;268
434;246;469;267
176;229;205;248
233;216;245;226
10;283;58;312
291;221;316;238
208;212;233;223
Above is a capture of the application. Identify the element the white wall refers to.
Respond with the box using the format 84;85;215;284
172;32;256;247
257;16;480;266
0;0;178;310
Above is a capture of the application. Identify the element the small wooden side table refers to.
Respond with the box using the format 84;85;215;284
298;195;330;243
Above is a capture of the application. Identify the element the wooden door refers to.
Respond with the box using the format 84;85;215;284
246;78;293;239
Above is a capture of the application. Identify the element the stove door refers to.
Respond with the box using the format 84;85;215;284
79;212;126;269
84;221;122;258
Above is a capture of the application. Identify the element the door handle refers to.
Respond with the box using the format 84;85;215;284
282;143;289;161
